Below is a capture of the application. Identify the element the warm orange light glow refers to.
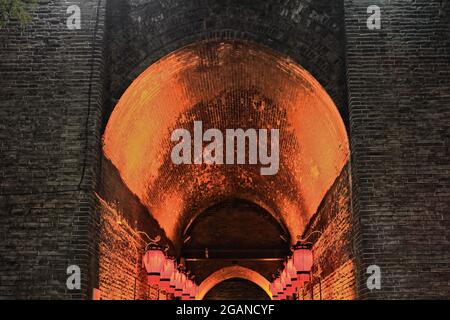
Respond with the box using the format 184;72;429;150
197;266;272;300
103;40;349;246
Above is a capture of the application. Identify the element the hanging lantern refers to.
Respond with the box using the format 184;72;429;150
174;272;186;298
142;246;166;286
280;269;287;292
287;257;298;286
160;257;176;292
169;269;179;294
292;242;313;289
280;275;287;300
182;279;193;300
298;273;311;287
281;266;294;296
273;277;284;300
270;282;278;300
189;283;197;300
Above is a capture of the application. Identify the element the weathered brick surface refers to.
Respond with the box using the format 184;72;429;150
344;0;450;299
104;0;348;124
0;192;92;299
0;0;107;299
301;260;356;300
95;195;170;300
1;0;449;300
99;0;350;300
300;164;356;300
93;155;174;299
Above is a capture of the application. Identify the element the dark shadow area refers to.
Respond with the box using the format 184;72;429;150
183;198;290;283
204;278;270;300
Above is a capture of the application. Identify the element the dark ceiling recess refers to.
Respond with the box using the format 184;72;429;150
183;198;290;283
204;278;271;301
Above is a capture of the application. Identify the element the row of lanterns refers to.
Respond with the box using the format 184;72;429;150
142;242;313;301
142;245;198;300
270;243;313;300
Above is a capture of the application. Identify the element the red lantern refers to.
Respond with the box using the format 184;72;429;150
174;272;186;298
142;247;166;286
273;278;284;300
298;273;311;287
182;279;193;300
189;283;197;300
292;243;313;287
270;282;278;300
287;258;298;285
281;267;294;296
160;258;176;291
280;275;288;300
293;243;313;271
169;269;179;294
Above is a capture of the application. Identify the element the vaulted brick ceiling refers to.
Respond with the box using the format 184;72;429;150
103;40;349;248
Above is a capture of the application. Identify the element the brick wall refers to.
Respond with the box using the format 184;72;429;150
344;0;450;299
0;0;107;299
1;0;449;300
96;195;170;300
94;156;173;300
105;0;348;124
300;164;356;300
1;0;349;300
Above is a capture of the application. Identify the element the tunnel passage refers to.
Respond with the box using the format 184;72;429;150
102;39;349;250
183;199;290;289
99;39;352;299
197;265;272;300
204;279;271;301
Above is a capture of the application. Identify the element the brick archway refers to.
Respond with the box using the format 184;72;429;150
105;0;348;125
102;39;349;250
197;266;271;300
1;0;448;301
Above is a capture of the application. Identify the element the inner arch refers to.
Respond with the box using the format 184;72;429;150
204;279;271;300
197;266;272;300
103;39;349;248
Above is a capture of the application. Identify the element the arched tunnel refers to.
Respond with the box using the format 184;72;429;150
1;0;448;302
96;40;352;300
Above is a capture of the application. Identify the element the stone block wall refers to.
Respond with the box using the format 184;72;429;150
0;0;107;299
344;0;450;299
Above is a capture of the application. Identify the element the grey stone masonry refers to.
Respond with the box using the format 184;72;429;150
344;0;450;299
0;0;106;299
